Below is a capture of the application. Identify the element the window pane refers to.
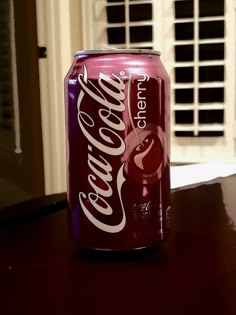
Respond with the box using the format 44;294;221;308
175;131;224;137
130;25;152;43
199;21;224;39
175;0;193;19
175;67;194;83
129;3;152;22
175;23;194;40
199;88;224;103
106;5;125;23
175;89;194;103
175;131;194;137
107;0;124;3
198;131;224;137
175;45;194;61
199;0;224;17
199;110;224;124
107;27;125;44
199;66;224;82
175;110;194;124
199;43;224;60
131;46;153;50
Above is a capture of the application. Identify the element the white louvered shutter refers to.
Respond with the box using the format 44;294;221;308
170;0;236;162
81;0;236;162
0;0;21;153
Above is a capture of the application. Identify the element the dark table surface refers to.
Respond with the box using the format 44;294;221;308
1;175;236;315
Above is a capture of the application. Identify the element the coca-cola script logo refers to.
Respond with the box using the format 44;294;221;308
77;65;127;233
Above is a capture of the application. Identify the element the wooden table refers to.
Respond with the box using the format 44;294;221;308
1;175;236;315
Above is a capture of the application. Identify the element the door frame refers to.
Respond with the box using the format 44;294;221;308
36;0;83;194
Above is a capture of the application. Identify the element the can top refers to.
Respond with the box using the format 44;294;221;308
74;48;161;57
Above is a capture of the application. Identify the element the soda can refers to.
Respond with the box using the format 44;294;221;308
64;49;170;251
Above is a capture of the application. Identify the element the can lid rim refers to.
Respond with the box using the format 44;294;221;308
74;48;161;56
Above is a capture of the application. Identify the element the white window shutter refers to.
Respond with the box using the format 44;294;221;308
170;0;236;163
82;0;236;162
0;0;21;153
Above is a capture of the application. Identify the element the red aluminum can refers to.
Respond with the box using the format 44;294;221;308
64;49;170;251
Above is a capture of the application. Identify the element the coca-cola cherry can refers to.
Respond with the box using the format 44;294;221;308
64;49;170;251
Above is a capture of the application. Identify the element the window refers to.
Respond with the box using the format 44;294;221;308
94;0;155;49
0;0;21;153
81;0;236;162
171;0;235;162
173;0;225;138
0;1;14;143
